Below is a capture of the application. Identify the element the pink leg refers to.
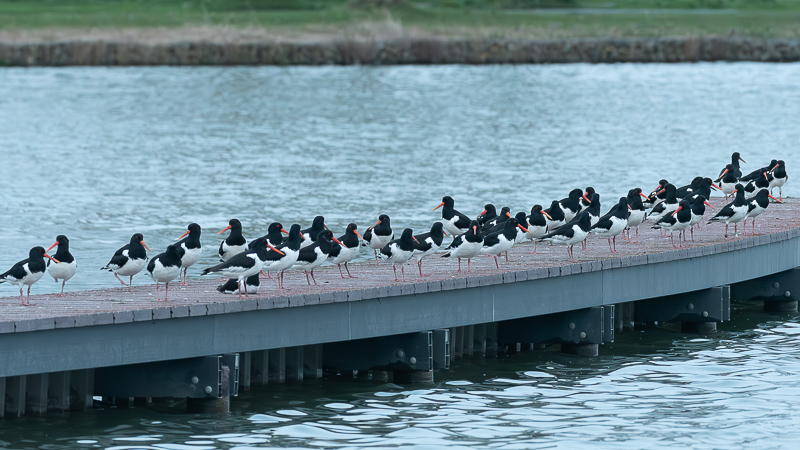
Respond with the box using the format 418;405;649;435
393;265;399;282
305;271;312;285
310;270;318;285
19;287;25;306
237;279;244;299
114;272;128;286
401;265;406;282
338;264;345;279
165;282;170;301
494;255;500;270
345;262;357;278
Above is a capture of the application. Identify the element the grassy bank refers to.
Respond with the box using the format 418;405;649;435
0;0;799;40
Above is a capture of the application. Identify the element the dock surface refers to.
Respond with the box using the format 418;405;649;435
1;198;798;377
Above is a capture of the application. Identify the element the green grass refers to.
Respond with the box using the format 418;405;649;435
0;0;799;38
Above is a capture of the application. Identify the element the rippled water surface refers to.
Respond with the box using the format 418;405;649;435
0;64;799;448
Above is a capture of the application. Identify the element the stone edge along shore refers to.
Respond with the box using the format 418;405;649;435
1;37;799;66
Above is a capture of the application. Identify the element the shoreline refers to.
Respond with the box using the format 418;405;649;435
2;36;799;66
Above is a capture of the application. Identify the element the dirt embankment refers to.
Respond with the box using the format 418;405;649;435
1;27;798;65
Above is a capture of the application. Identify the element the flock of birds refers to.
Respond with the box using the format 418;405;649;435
0;155;788;306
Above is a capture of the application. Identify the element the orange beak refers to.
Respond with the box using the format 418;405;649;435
671;206;682;216
639;192;649;199
769;195;783;203
763;172;769;181
711;183;721;191
44;253;60;264
704;200;715;209
517;224;530;233
47;241;58;252
582;194;591;203
740;156;747;163
505;211;511;218
472;225;477;234
267;243;285;256
443;230;449;237
281;228;289;235
720;168;729;177
178;229;190;240
542;211;553;220
299;232;305;239
433;202;444;211
628;205;632;210
479;209;487;217
413;237;420;244
217;225;232;235
324;224;331;231
141;240;152;252
771;163;780;171
332;236;344;246
656;188;666;195
354;230;363;239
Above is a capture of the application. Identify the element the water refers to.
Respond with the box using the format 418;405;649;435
0;63;799;447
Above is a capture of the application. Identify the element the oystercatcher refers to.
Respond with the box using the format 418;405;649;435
591;197;629;253
625;188;649;243
1;246;58;306
526;205;552;253
176;223;202;286
743;171;770;196
441;220;483;272
413;222;445;276
647;183;679;223
328;223;362;278
292;229;343;285
46;235;76;296
299;215;328;249
101;233;151;290
708;184;749;237
653;200;692;248
740;160;777;183
146;244;184;302
203;238;284;298
263;224;304;289
559;189;585;222
363;214;394;263
381;228;419;282
682;178;718;203
477;204;498;226
579;187;595;213
675;176;703;199
482;211;528;260
218;218;247;261
687;195;715;241
744;189;783;235
485;207;511;228
434;196;471;236
481;218;529;269
716;152;745;180
537;212;592;261
769;160;787;201
718;164;739;199
217;274;260;295
643;179;670;210
543;200;566;232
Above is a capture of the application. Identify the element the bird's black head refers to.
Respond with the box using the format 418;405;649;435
30;246;47;258
289;224;302;237
431;222;444;233
187;223;201;234
531;204;543;214
378;214;390;224
229;218;242;229
347;223;358;232
442;196;455;206
484;203;496;213
514;212;527;223
690;176;703;187
401;228;414;240
166;244;184;257
131;233;144;243
312;216;325;227
268;222;283;233
56;235;69;245
585;187;595;196
468;220;480;235
317;229;334;242
569;188;583;199
591;193;600;205
499;206;511;216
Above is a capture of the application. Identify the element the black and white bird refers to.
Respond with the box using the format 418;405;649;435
740;159;777;183
744;189;783;235
526;205;552;253
559;189;586;222
682;178;718;204
477;204;498;226
481;218;529;269
579;187;596;213
485;206;511;229
381;228;419;282
769;160;787;201
146;244;184;302
442;220;484;272
413;222;446;276
433;196;471;236
363;214;394;263
718;164;739;199
582;193;602;227
625;188;649;243
537;212;592;261
643;179;670;210
653;199;692;248
743;171;770;196
202;238;284;298
46;235;76;296
328;223;362;279
647;183;679;223
687;195;715;241
218;218;247;261
292;230;343;285
591;197;629;253
675;176;703;199
708;184;749;238
299;215;328;249
720;152;746;180
263;224;304;289
217;274;260;295
543;200;567;232
1;246;58;306
101;233;151;290
176;223;202;286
